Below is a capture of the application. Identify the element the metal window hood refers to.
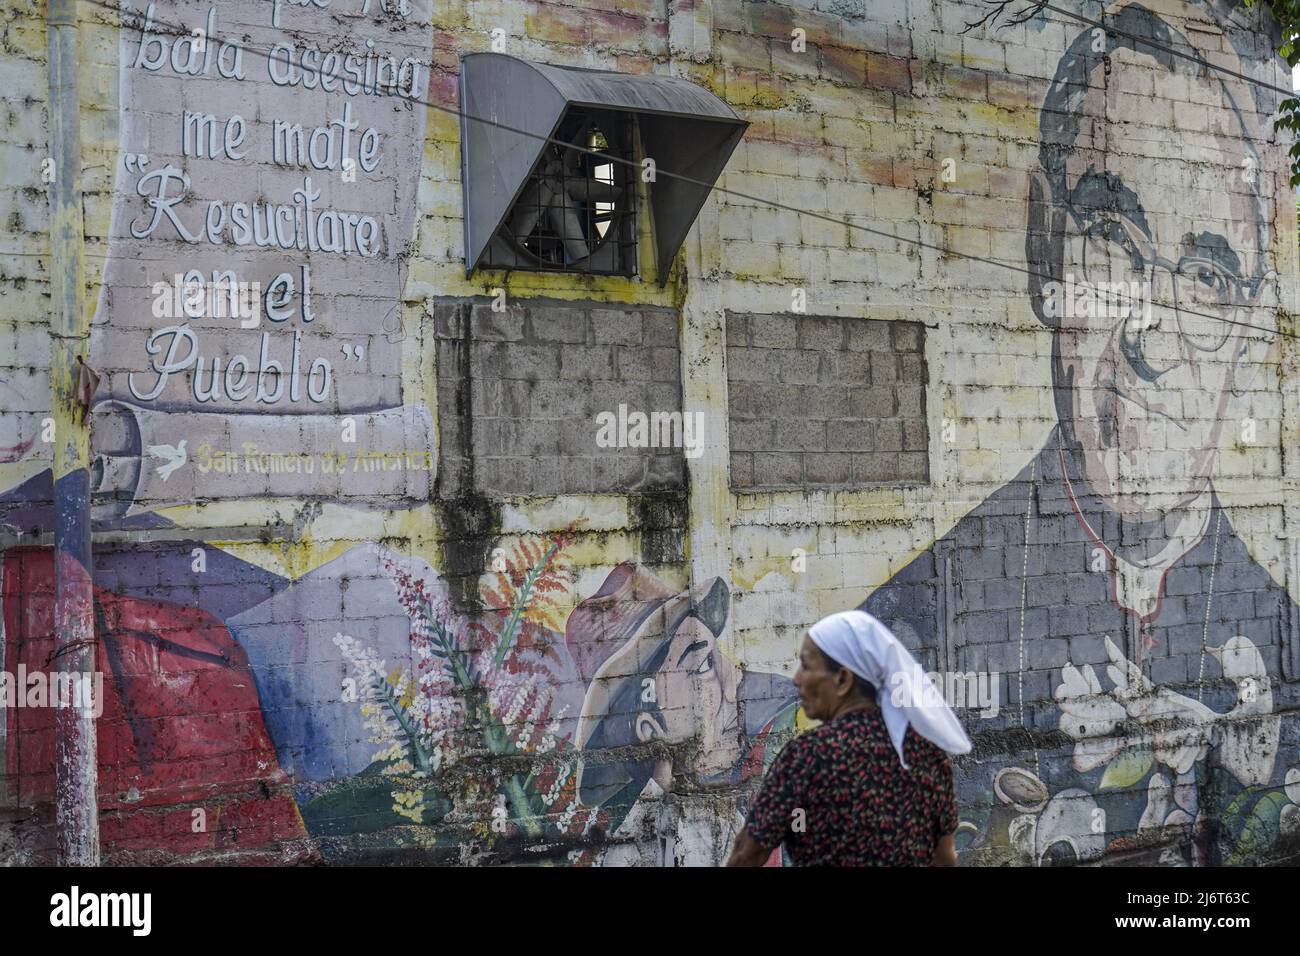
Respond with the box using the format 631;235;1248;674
459;53;748;285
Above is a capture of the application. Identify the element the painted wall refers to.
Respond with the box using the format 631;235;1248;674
1;0;1299;865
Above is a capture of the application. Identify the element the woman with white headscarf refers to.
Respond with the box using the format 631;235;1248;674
727;610;972;867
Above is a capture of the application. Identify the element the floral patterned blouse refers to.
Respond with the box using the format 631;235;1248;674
744;706;959;866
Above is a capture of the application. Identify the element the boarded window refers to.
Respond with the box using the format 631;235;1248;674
726;313;928;490
434;300;684;497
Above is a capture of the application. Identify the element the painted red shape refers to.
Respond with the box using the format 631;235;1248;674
2;547;312;862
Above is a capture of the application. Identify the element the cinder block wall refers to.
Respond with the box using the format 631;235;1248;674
1;0;1298;866
435;299;685;498
727;312;928;487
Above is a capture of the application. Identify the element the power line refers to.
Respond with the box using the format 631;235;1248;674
71;0;1295;342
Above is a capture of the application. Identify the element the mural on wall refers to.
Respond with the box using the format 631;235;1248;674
1;0;438;860
861;0;1300;865
566;562;797;865
281;530;602;861
4;0;788;865
264;534;799;864
3;0;1297;868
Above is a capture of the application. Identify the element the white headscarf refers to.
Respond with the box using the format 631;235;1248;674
808;610;973;769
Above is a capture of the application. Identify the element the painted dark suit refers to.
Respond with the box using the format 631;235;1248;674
861;430;1300;864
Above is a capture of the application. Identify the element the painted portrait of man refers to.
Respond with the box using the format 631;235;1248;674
860;0;1300;865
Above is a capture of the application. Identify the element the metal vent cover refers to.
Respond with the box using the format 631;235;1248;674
459;53;748;284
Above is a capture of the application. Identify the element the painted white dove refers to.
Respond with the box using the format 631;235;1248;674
1056;636;1251;778
147;439;187;481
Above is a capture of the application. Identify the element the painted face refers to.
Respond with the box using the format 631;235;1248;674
652;614;741;779
1052;44;1275;516
792;634;845;723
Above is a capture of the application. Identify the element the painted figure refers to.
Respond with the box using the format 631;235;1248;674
860;0;1300;865
570;563;798;864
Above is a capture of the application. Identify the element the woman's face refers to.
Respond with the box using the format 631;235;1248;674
792;635;846;722
653;615;741;778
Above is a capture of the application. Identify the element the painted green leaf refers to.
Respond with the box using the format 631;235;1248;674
300;764;452;838
1225;790;1290;866
1221;784;1267;837
1099;747;1153;790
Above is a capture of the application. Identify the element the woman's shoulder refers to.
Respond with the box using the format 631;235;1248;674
901;726;953;769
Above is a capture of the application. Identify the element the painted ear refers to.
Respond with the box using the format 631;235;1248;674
1229;275;1278;397
635;711;666;743
1027;170;1065;329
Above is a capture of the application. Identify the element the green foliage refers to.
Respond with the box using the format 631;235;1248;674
332;537;595;852
1251;0;1300;185
300;764;453;838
